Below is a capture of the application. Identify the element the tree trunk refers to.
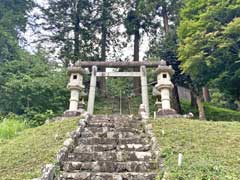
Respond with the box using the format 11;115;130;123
162;3;169;34
99;6;107;97
133;27;141;95
196;95;206;120
172;85;182;114
73;2;81;63
191;90;197;108
202;86;211;102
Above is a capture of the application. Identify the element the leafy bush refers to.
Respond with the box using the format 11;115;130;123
204;104;240;121
0;52;69;115
209;89;237;110
0;114;27;140
181;100;240;121
23;109;55;127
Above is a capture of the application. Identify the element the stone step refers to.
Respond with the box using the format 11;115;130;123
67;151;156;162
84;126;143;134
63;161;158;172
78;137;150;145
89;119;142;124
80;131;148;139
56;115;159;180
91;115;142;122
86;122;115;128
59;172;157;180
74;144;151;153
86;121;143;128
84;123;144;132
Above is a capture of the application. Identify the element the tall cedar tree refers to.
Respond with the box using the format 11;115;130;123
36;0;95;66
124;0;156;94
92;0;124;96
149;0;188;113
36;0;124;95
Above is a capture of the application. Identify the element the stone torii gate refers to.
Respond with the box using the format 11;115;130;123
64;60;177;118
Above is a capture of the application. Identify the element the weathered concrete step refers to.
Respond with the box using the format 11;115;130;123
59;172;157;180
80;131;148;139
86;122;115;128
84;127;143;134
63;161;158;172
91;115;142;122
86;121;143;128
89;119;142;124
78;137;150;145
74;144;151;153
68;151;156;162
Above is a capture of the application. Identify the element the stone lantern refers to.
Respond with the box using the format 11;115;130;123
64;66;85;117
155;60;177;116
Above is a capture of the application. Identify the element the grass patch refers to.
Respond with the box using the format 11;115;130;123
0;117;79;180
0;119;27;140
152;118;240;179
181;100;240;121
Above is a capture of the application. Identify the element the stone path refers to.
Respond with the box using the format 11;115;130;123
58;115;161;180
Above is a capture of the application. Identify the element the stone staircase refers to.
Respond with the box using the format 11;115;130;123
57;115;161;180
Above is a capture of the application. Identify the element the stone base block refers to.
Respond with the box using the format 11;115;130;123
157;109;178;117
64;110;81;117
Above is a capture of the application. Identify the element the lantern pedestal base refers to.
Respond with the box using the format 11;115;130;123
157;109;178;117
64;110;82;117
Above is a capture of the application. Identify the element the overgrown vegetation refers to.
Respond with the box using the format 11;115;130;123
152;118;240;179
0;117;79;179
0;115;27;140
181;100;240;121
0;53;69;116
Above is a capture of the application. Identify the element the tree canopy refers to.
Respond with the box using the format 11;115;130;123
0;0;33;62
0;0;240;121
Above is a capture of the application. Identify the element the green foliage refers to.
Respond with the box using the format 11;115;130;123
37;0;125;64
153;118;240;179
0;117;79;179
149;28;191;87
0;0;33;33
178;0;240;96
0;0;33;62
209;88;237;109
23;110;55;127
124;0;157;36
0;52;69;117
181;100;240;121
38;0;95;63
0;28;21;62
0;114;27;140
106;77;134;97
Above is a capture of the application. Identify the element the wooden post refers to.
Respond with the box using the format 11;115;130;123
87;66;97;115
140;66;150;118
